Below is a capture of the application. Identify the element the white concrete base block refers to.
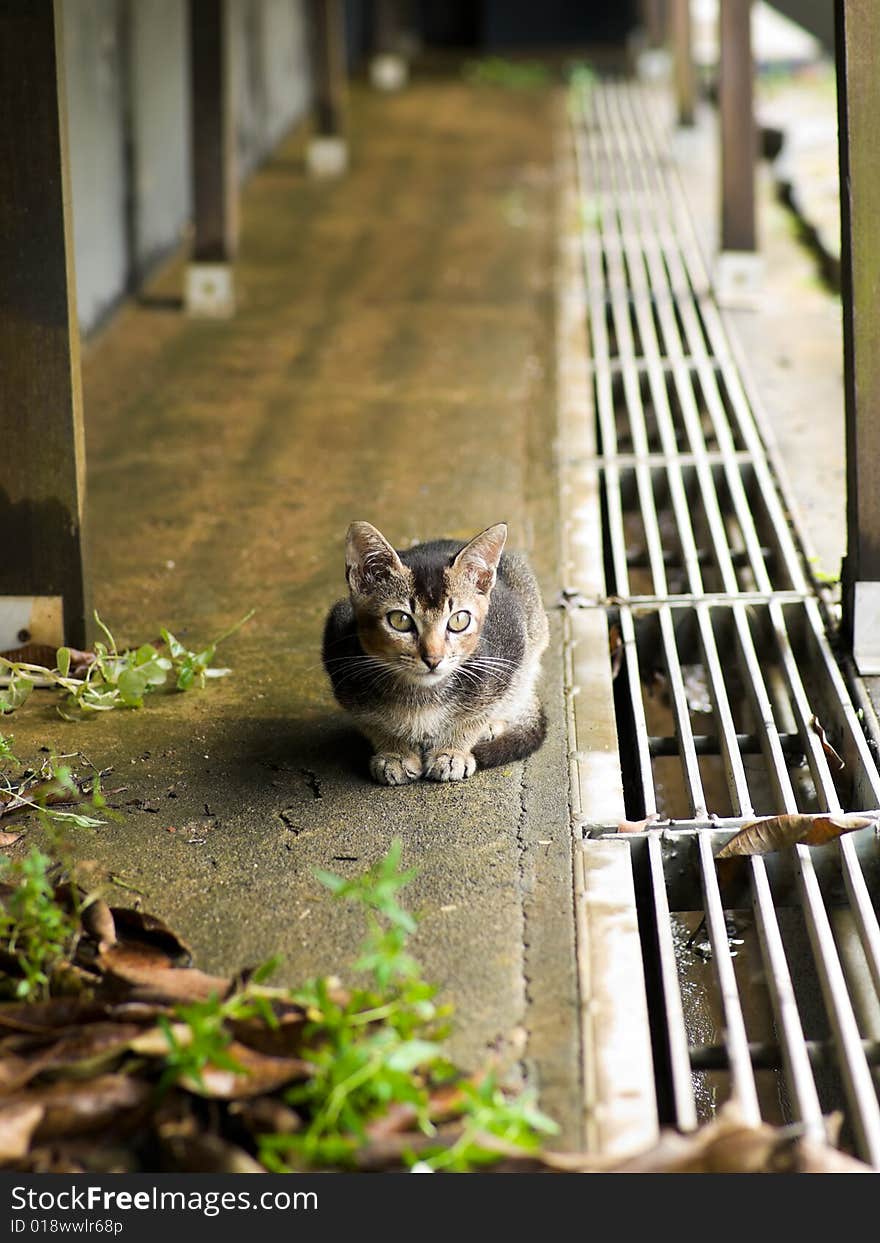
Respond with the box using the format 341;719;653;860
370;53;408;92
0;596;63;650
853;582;880;675
185;263;235;318
713;250;764;309
635;48;670;83
306;136;348;178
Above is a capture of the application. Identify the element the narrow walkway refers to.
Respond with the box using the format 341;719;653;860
13;82;582;1141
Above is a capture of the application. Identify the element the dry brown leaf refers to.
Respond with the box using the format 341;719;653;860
97;943;229;1002
228;1009;307;1058
0;831;23;848
530;1107;874;1174
0;999;112;1033
809;716;845;772
715;812;876;859
228;1095;302;1137
609;624;624;681
80;898;117;949
7;1074;150;1143
158;1132;264;1174
0;1100;44;1161
109;909;191;963
179;1042;312;1100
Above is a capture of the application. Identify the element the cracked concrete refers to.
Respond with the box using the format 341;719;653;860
7;79;583;1145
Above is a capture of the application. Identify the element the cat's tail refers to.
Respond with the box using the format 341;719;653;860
472;705;547;770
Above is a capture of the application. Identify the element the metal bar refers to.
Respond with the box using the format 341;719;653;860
310;0;347;138
670;0;695;127
749;855;826;1139
696;604;753;816
802;597;880;809
719;0;756;253
690;1037;880;1071
768;599;842;812
648;834;698;1129
838;834;880;1001
0;0;90;650
660;605;707;817
649;731;803;758
795;843;880;1166
737;607;801;813
697;832;761;1122
835;0;880;653
189;0;237;263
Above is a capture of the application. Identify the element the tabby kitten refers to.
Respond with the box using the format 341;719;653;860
322;522;549;784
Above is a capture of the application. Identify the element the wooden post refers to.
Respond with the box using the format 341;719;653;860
836;1;880;670
0;0;90;651
641;0;666;50
307;0;348;177
670;0;695;127
715;0;761;305
719;0;755;252
186;0;237;316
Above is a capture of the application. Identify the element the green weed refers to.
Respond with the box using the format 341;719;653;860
0;733;110;831
0;609;254;719
255;841;557;1171
0;847;78;1000
462;57;551;89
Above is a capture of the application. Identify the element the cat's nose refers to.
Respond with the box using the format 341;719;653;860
422;654;442;671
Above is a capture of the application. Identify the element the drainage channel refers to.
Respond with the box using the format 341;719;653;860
561;78;880;1166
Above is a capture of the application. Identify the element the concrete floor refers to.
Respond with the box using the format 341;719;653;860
11;81;583;1142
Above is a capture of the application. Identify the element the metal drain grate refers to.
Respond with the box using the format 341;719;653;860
632;827;880;1165
571;78;880;829
566;78;880;1166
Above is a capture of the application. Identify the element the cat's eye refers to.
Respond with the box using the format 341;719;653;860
447;610;471;633
387;610;415;633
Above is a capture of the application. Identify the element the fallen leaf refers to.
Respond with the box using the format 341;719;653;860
809;716;845;772
228;1009;307;1058
609;624;624;681
228;1096;302;1137
97;944;229;1003
618;813;659;834
5;1075;150;1144
80;898;117;949
0;1100;44;1161
109;909;192;964
179;1042;312;1100
0;831;23;848
715;812;877;859
158;1132;264;1174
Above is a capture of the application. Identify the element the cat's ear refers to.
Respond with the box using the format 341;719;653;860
345;522;406;594
451;523;507;595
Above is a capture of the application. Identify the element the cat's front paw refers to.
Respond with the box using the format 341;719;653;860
424;750;477;782
370;752;423;786
478;719;507;743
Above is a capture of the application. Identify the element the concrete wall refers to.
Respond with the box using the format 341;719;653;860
62;0;313;333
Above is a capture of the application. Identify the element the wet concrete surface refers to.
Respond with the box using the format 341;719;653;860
10;80;582;1141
